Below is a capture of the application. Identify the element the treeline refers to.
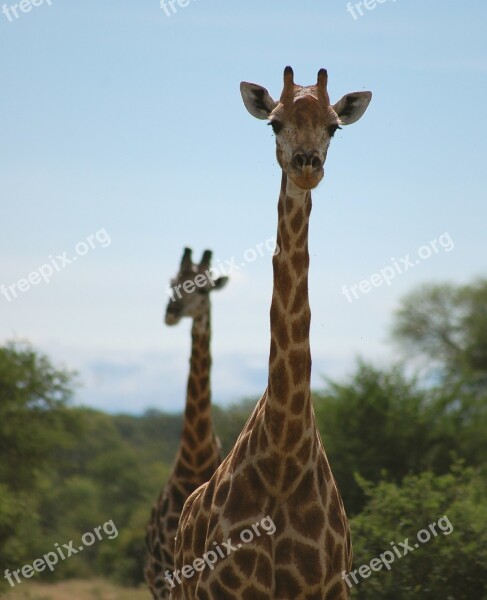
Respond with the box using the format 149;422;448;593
1;280;487;599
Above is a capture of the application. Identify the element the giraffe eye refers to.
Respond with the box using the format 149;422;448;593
327;124;341;137
269;120;283;135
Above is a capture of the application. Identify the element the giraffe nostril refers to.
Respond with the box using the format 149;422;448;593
311;156;322;170
292;153;306;170
292;152;322;171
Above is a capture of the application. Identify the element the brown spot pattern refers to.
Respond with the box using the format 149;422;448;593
284;420;303;450
234;548;257;578
290;209;303;234
271;304;290;350
268;359;289;399
294;541;322;585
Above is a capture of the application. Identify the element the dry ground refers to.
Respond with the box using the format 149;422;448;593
1;579;151;600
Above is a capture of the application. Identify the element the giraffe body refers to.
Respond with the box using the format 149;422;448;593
170;68;371;600
145;249;228;599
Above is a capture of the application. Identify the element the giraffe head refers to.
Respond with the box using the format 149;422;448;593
240;66;372;190
165;247;228;325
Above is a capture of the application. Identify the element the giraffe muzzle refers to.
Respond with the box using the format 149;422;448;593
291;151;323;172
289;151;324;190
165;310;181;325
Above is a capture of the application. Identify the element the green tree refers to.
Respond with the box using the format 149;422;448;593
0;341;77;587
392;279;487;386
314;362;433;514
0;340;76;491
391;280;487;475
424;382;487;475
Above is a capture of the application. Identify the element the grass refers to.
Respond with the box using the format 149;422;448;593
1;579;151;600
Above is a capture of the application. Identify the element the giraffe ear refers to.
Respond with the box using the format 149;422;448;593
240;82;278;120
333;91;372;125
211;276;229;291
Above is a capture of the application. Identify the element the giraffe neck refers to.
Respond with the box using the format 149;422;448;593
265;172;313;448
180;308;215;461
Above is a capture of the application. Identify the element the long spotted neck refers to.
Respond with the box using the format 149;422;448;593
180;308;216;470
265;172;313;449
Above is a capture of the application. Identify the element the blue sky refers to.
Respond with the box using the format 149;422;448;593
1;0;486;413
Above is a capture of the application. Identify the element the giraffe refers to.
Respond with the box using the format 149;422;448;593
145;247;228;599
169;67;371;600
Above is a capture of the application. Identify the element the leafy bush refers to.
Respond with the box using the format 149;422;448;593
350;465;487;599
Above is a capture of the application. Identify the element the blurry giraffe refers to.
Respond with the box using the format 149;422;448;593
145;247;228;599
